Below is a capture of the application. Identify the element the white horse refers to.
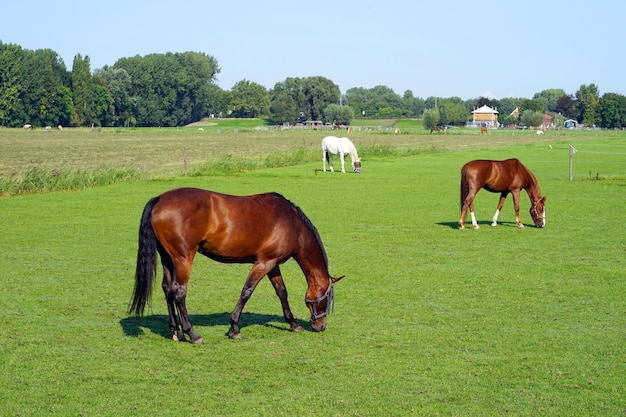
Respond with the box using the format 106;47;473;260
321;136;361;173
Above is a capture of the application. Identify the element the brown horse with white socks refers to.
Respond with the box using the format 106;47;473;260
129;188;343;343
459;159;546;230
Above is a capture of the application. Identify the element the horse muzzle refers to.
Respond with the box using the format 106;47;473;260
305;279;334;331
311;318;327;332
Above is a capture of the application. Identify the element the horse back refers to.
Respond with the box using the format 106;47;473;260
151;188;304;263
462;158;530;192
322;136;352;154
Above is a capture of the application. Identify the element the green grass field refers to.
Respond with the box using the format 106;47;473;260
0;126;625;416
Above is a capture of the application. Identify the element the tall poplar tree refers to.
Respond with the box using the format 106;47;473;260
71;54;94;126
576;84;600;127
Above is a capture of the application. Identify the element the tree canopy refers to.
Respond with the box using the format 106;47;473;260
1;40;624;129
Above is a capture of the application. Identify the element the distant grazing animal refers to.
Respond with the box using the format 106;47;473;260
321;136;361;173
23;124;33;130
459;158;546;229
129;188;344;343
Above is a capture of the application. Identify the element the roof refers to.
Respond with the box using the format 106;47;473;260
472;105;499;114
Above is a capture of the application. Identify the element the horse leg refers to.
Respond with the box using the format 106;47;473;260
161;265;185;342
340;153;346;173
322;151;327;172
460;193;479;229
491;192;509;227
158;248;186;341
229;260;277;339
328;154;334;172
511;190;524;228
268;266;303;332
169;257;204;344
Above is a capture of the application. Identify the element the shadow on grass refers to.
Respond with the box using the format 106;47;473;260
120;311;310;340
437;220;523;229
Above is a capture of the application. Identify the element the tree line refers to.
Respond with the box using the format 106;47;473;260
1;41;625;129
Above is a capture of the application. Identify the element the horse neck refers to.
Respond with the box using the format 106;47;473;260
291;204;330;280
295;251;329;288
347;142;359;161
525;172;542;202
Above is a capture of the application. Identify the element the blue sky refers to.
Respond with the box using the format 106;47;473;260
2;0;623;100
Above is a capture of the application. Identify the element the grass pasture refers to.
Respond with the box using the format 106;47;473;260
0;127;625;416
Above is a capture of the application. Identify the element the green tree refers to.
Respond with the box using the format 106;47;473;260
424;96;443;110
344;87;372;117
0;42;28;126
270;76;339;123
229;79;269;118
270;78;303;124
402;90;425;117
114;51;220;126
0;44;70;127
576;84;600;126
439;97;468;126
95;66;131;126
422;108;440;130
323;103;354;125
598;92;626;129
205;84;229;117
91;80;113;126
71;53;94;126
533;89;566;112
519;98;544;113
345;85;404;117
301;76;340;121
520;110;544;128
494;97;520;119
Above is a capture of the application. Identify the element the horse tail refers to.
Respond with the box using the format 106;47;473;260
128;196;160;316
460;164;469;211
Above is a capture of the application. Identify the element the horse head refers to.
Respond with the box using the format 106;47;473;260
352;159;362;173
530;196;547;228
305;275;344;332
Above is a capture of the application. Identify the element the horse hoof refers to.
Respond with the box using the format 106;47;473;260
290;324;304;333
173;331;186;342
228;331;242;340
473;225;480;229
191;337;204;345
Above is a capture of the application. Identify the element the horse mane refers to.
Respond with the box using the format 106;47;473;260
272;192;329;268
345;138;359;161
519;161;542;200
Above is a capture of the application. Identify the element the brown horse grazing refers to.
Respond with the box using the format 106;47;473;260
459;159;546;230
128;188;344;343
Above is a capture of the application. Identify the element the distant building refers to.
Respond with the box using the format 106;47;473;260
564;119;579;129
471;105;499;128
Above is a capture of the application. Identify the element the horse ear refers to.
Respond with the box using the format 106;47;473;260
331;275;345;283
542;196;547;203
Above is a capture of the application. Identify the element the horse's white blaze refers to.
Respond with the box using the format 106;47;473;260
322;136;360;173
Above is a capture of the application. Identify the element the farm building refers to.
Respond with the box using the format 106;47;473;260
471;105;499;128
